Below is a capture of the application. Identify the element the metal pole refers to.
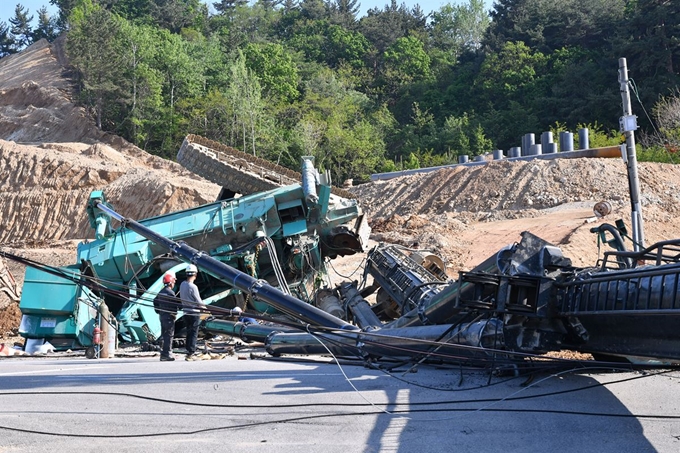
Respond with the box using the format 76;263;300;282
93;201;359;331
619;57;645;250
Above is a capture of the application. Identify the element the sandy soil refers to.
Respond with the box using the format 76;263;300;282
3;39;680;341
353;160;680;271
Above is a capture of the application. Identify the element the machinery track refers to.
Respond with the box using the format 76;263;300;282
178;135;355;198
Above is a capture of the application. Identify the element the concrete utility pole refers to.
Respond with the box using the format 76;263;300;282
619;57;645;251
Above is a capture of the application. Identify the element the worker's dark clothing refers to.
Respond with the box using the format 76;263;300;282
155;285;177;359
183;313;200;354
180;280;204;355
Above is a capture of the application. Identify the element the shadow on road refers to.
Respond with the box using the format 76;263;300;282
0;357;663;452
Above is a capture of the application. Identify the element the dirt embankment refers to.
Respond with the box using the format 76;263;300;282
0;39;219;323
0;39;221;246
350;159;680;269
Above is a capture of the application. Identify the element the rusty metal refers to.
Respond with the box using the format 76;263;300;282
593;201;613;217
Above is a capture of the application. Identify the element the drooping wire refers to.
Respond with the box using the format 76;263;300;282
305;325;398;416
0;368;674;409
628;78;676;164
264;236;291;295
628;79;662;137
1;369;679;439
3;250;678;374
0;250;237;320
325;255;367;280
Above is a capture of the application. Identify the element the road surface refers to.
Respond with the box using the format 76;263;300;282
0;353;678;452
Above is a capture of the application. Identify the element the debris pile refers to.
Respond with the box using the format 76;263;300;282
4;39;680;346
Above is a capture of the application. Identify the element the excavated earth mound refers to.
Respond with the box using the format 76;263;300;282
0;39;219;325
4;39;680;339
350;159;680;269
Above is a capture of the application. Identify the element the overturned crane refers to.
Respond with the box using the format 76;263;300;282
13;153;368;351
37;191;680;365
9;57;680;366
9;141;680;364
9;127;680;364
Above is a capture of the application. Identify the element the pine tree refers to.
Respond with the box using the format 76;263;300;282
9;4;34;50
213;0;249;13
329;0;360;28
32;6;59;42
0;21;17;57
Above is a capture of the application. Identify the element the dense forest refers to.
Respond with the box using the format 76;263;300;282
1;0;679;182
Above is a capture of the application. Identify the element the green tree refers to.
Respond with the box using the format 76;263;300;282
210;0;279;50
329;0;360;28
440;113;492;157
294;69;389;182
32;6;59;42
638;89;680;157
477;41;547;102
485;0;626;53
359;0;427;55
474;41;548;147
0;21;17;57
9;4;34;49
326;24;370;69
227;52;265;155
155;29;205;152
244;42;300;102
49;0;78;31
67;2;125;129
117;21;164;147
534;47;620;131
623;0;680;94
396;102;437;157
104;0;154;21
300;0;328;21
382;34;431;95
295;118;325;158
213;0;249;13
151;0;208;33
177;88;232;143
287;20;370;70
430;0;489;63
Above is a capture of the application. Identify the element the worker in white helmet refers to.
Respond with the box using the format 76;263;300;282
179;264;204;357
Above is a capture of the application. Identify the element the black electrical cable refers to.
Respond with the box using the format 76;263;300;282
1;249;241;320
298;326;532;391
0;366;677;442
238;312;651;374
325;254;367;280
1;404;679;439
1;369;673;409
307;325;586;367
246;316;675;388
241;313;513;369
4;249;679;373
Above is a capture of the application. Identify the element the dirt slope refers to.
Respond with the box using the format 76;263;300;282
0;39;220;321
0;39;221;247
3;39;680;337
350;159;680;269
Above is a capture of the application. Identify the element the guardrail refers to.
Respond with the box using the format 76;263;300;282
370;145;623;182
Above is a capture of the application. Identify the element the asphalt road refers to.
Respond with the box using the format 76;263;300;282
0;354;679;452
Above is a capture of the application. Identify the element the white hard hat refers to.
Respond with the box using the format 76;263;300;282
186;264;198;275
